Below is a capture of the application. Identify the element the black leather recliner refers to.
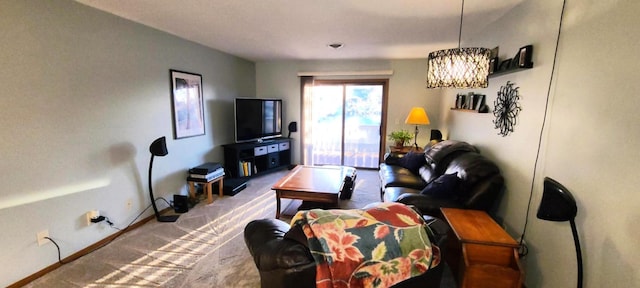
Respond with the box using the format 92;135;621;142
244;216;449;288
380;140;504;219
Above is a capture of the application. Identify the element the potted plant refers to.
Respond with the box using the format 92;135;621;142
388;130;413;147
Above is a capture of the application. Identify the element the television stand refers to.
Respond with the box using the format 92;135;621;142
223;138;291;178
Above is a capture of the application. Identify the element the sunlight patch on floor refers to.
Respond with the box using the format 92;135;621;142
86;190;275;287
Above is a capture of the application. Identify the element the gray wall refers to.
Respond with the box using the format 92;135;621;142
447;0;640;286
0;0;255;285
256;59;445;164
257;0;640;287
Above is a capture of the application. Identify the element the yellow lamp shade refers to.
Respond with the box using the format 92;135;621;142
405;107;430;125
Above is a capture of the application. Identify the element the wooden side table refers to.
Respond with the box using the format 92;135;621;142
187;176;224;204
440;208;523;288
388;146;423;155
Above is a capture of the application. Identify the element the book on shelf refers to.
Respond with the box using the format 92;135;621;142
467;94;475;109
475;95;485;111
239;160;253;177
189;162;223;175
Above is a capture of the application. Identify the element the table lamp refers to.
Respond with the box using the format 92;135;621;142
405;107;430;148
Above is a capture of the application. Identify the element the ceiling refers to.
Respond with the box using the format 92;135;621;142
76;0;523;62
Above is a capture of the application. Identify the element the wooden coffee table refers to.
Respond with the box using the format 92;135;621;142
272;165;352;219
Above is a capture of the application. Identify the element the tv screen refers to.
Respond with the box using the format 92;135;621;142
235;98;282;142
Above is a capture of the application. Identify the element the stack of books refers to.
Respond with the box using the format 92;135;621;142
188;162;224;182
238;160;256;177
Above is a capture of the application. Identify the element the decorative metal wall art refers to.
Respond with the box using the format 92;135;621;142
493;81;522;136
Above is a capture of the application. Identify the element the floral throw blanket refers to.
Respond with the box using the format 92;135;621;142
291;202;440;288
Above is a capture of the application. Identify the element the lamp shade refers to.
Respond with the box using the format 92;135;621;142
149;136;168;157
426;47;491;89
537;177;577;222
405;107;430;125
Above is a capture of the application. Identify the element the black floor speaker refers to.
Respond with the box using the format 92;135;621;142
173;194;189;213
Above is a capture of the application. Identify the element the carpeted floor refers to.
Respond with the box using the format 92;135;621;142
25;168;455;288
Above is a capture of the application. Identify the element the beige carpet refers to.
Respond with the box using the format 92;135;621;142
25;168;388;287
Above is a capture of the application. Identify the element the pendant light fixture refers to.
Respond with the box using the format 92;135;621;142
426;0;491;89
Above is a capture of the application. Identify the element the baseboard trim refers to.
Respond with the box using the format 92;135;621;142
8;208;171;288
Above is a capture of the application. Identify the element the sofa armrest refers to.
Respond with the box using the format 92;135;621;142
383;152;404;165
396;193;464;216
244;219;314;271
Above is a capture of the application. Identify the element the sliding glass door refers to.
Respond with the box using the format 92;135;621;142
302;79;387;169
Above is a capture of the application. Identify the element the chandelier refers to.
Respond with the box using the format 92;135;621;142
426;0;491;89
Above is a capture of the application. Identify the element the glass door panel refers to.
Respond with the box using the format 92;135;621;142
343;85;382;168
303;82;384;169
308;85;344;166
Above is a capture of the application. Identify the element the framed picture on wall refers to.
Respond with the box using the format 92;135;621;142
170;69;205;139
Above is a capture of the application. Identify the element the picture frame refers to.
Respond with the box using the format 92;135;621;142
489;57;498;75
518;45;534;68
170;69;205;139
499;59;512;72
510;51;521;69
490;46;500;59
489;47;499;74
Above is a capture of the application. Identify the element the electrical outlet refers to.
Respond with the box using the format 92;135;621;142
86;210;100;226
126;198;133;211
37;230;49;246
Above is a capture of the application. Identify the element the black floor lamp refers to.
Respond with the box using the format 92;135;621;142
148;136;179;222
537;177;581;288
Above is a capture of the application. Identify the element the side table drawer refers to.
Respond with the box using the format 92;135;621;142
462;244;523;288
279;142;290;151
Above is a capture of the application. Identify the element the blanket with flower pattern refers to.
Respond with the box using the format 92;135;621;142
291;202;440;288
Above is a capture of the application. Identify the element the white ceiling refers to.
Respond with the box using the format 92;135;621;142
75;0;523;61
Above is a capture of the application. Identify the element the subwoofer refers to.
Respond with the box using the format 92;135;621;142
173;194;189;213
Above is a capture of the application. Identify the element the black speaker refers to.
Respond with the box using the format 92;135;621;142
430;129;443;141
537;177;577;221
287;121;297;138
173;194;189;213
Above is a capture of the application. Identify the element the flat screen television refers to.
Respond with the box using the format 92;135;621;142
234;98;283;143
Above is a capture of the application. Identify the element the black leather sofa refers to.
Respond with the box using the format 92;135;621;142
244;215;450;288
379;140;504;218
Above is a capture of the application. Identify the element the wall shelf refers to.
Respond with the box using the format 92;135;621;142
488;44;534;78
489;66;533;78
450;108;488;114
